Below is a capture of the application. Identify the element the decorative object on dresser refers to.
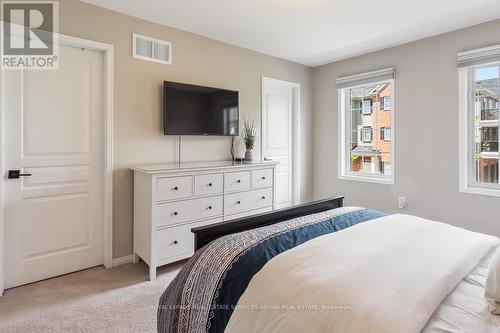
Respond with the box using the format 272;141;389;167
131;160;278;280
243;117;257;161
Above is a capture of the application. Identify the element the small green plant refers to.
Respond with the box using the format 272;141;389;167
243;117;257;150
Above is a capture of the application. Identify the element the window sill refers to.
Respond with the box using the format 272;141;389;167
460;185;500;198
338;173;394;185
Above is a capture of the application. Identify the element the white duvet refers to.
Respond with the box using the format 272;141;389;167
225;214;499;333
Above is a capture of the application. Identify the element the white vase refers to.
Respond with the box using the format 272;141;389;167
245;149;253;161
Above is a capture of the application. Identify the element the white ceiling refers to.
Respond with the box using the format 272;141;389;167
82;0;500;67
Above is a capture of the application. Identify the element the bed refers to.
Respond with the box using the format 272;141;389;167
157;197;500;333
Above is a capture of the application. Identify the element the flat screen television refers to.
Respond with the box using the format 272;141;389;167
164;81;239;136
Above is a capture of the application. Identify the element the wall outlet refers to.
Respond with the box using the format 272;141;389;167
398;197;406;209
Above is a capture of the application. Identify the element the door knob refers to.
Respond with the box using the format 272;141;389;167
8;170;32;179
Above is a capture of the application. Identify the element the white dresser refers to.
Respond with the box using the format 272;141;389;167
131;161;278;280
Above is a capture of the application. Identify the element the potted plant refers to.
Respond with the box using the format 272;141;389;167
243;117;257;161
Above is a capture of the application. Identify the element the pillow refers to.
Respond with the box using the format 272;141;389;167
485;246;500;315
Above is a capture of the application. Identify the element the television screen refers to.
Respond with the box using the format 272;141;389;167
164;81;239;136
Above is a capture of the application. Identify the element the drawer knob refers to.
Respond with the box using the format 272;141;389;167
236;200;241;204
261;196;266;200
208;183;213;187
174;186;179;191
171;240;178;245
208;206;213;210
236;179;241;183
173;211;178;216
262;176;266;180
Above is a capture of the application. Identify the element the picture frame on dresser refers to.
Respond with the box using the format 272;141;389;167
131;161;278;280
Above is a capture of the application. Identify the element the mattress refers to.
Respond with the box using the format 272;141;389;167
224;214;498;333
158;207;386;333
158;207;500;333
423;245;500;333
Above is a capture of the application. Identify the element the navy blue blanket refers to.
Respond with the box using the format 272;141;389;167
158;207;385;333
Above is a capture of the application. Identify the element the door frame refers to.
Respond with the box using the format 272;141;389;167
0;32;114;295
261;76;301;206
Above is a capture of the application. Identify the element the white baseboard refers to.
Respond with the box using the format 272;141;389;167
112;255;133;267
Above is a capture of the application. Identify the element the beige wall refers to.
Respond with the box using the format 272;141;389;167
57;0;500;258
59;0;313;258
312;19;500;237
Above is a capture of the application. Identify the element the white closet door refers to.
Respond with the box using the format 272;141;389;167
262;77;294;209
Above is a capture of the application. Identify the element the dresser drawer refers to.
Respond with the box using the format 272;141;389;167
194;173;223;197
251;169;273;188
224;171;250;192
224;188;273;215
156;224;192;261
156;196;223;227
156;176;193;201
156;218;222;261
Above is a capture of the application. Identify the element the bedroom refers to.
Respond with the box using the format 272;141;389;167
0;0;499;332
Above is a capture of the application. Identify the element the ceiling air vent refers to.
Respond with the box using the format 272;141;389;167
132;33;172;65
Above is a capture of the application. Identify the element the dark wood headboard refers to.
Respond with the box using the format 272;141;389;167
191;196;344;251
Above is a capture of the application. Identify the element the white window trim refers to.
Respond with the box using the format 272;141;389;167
362;127;373;142
362;100;372;115
383;127;391;141
382;96;391;111
338;77;395;185
458;66;500;197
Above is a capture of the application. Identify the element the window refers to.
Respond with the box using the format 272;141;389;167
380;96;391;110
362;100;372;115
458;45;500;196
337;68;395;184
380;127;391;141
362;127;373;142
381;161;392;175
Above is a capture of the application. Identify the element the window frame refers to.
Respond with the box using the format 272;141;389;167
458;63;500;197
362;126;373;143
362;99;373;115
382;161;392;175
338;77;395;185
382;127;391;141
380;96;391;111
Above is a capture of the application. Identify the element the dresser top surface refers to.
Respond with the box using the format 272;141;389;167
130;160;278;174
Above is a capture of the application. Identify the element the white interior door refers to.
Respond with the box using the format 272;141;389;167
262;77;296;209
3;44;105;288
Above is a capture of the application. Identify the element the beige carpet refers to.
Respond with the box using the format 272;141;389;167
0;261;183;333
